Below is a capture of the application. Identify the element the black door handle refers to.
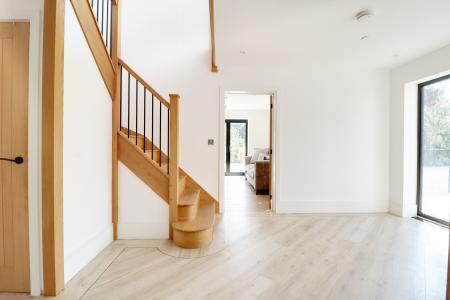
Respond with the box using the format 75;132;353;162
0;156;24;164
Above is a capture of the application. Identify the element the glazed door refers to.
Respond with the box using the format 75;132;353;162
417;74;450;226
225;119;248;176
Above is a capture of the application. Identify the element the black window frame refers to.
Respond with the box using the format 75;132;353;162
417;74;450;226
225;119;248;176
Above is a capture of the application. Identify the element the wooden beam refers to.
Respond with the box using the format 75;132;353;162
70;0;115;97
169;94;180;239
111;0;121;240
42;0;65;295
209;0;218;72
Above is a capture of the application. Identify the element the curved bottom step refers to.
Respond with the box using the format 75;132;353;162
173;227;213;249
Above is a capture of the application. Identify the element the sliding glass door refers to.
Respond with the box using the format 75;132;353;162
225;120;248;175
418;75;450;225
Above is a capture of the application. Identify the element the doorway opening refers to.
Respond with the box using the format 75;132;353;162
221;92;274;214
417;74;450;226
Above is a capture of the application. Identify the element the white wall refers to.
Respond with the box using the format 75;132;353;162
389;44;450;217
118;162;169;239
0;0;43;11
63;3;113;283
225;109;270;156
120;0;390;216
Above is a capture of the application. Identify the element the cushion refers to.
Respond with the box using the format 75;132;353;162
258;153;270;161
250;148;263;163
246;163;255;178
251;148;271;163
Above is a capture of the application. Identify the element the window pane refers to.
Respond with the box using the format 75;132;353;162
420;77;450;222
230;123;246;173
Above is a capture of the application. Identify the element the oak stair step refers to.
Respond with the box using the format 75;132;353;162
179;175;186;192
144;149;161;162
177;188;200;221
127;134;145;149
172;199;215;248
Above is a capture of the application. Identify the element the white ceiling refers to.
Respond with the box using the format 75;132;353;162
215;0;450;70
225;93;271;110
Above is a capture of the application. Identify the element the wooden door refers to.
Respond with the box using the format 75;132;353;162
0;22;30;293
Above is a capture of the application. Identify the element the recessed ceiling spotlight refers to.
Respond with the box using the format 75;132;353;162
360;35;369;40
239;50;246;55
393;54;400;58
355;9;376;23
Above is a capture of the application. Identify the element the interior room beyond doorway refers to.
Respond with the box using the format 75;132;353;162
223;92;272;214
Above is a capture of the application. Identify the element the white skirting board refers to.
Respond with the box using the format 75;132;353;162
276;200;389;214
389;201;403;217
118;222;169;239
64;224;114;283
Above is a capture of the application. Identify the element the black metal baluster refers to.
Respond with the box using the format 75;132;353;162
159;101;162;167
106;0;109;48
101;0;104;35
91;0;94;8
143;88;146;153
109;0;113;55
135;79;138;146
167;108;170;174
96;0;99;21
127;72;130;138
151;95;154;160
119;65;122;131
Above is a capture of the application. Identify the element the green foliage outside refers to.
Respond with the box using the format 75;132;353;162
422;84;450;166
230;124;246;163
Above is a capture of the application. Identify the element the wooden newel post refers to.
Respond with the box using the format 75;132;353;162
169;94;180;239
111;0;121;241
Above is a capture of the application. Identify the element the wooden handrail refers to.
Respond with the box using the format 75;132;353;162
209;0;218;72
168;94;180;239
70;0;115;97
118;58;170;107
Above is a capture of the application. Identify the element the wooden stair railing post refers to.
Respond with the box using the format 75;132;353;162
111;0;121;240
169;94;180;239
42;0;66;294
209;0;218;72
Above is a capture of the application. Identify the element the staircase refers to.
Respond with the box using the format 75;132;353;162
70;0;218;248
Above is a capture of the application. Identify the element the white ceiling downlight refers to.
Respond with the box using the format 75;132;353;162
355;9;376;23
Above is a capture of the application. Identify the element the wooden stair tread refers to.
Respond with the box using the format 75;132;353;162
179;188;200;207
144;149;159;153
172;200;214;232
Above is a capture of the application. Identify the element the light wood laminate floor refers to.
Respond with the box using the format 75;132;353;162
224;175;270;214
1;178;448;299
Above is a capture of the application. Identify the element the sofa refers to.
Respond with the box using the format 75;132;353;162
244;149;270;194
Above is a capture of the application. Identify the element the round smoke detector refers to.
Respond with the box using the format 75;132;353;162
355;9;376;23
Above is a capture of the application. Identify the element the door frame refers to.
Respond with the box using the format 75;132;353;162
219;89;279;213
0;11;42;296
225;119;248;176
417;74;450;226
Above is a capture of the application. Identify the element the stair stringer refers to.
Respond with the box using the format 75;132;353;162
118;131;169;202
70;0;115;97
119;128;220;213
